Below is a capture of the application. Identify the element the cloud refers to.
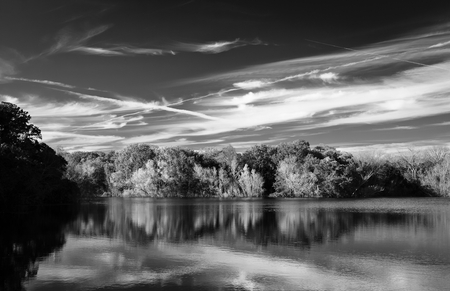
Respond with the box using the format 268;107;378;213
5;76;107;93
429;121;450;126
0;58;16;82
110;46;175;55
5;76;75;88
189;31;450;91
69;46;124;56
373;126;417;131
46;24;177;57
202;89;289;108
0;48;26;82
317;72;339;82
428;40;450;48
150;58;450;145
25;100;104;117
233;80;270;90
49;25;112;55
337;141;449;154
47;25;263;57
228;71;340;93
173;38;266;54
0;95;19;104
1;88;224;149
120;132;177;145
69;46;176;56
72;38;268;57
7;23;450;151
80;115;146;130
66;38;264;57
42;131;124;151
62;90;222;121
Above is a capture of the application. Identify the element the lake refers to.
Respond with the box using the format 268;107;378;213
3;198;449;290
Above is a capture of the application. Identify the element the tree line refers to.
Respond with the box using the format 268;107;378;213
2;101;450;206
62;140;450;199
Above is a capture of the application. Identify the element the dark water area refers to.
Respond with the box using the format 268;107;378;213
2;198;450;291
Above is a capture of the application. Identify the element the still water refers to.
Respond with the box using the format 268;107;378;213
3;198;450;290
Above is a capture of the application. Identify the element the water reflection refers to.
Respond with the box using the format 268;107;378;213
69;199;450;249
13;198;450;290
0;207;78;291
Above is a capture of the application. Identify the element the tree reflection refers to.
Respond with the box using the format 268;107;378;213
69;199;447;248
0;206;78;291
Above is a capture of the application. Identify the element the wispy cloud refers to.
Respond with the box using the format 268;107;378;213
338;141;450;154
80;115;146;130
145;30;450;147
46;25;264;57
173;38;266;54
5;76;75;88
0;58;16;81
428;40;450;48
0;95;19;104
42;131;124;151
64;38;264;57
230;71;340;91
0;94;104;117
6;23;450;151
62;90;222;121
69;46;176;56
233;80;270;90
43;24;179;57
0;48;27;81
48;24;112;55
373;126;418;131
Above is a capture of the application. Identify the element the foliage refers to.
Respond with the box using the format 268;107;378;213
240;144;277;194
237;164;264;197
420;155;450;197
110;144;157;192
128;160;160;197
0;102;79;206
273;145;357;198
62;150;112;197
61;139;449;199
274;156;318;197
0;102;41;146
274;140;311;164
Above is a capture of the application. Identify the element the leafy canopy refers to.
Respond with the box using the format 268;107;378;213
0;102;41;145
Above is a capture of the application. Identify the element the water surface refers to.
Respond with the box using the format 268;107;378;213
4;198;450;290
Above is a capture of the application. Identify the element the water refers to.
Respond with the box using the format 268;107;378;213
3;198;450;291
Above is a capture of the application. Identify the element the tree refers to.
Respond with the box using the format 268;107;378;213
0;102;41;145
63;151;111;197
351;151;387;196
274;140;311;164
0;102;79;206
420;155;450;197
274;156;319;197
396;148;424;182
193;164;220;197
110;144;158;192
238;164;264;197
240;144;277;194
128;160;160;197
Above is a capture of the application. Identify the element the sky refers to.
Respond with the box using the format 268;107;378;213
1;0;450;152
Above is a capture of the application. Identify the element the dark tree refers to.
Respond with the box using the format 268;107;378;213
0;102;41;146
0;102;79;206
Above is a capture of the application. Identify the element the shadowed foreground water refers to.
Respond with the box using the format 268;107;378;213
3;198;450;290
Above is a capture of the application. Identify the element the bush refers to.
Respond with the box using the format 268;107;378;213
238;164;264;197
420;156;450;197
